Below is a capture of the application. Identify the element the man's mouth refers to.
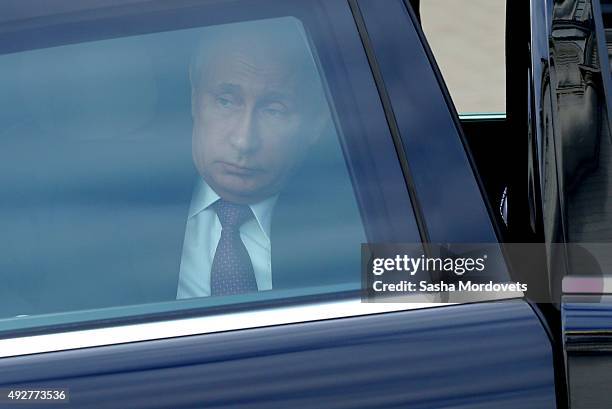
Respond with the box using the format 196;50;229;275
219;162;261;176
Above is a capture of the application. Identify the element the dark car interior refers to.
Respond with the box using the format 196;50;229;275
409;0;534;243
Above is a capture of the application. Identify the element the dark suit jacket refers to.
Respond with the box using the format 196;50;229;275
270;170;362;290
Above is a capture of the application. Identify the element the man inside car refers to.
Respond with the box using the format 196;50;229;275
177;20;332;298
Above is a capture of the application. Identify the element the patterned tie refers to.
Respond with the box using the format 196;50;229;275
210;199;258;296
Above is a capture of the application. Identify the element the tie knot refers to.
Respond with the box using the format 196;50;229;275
212;199;254;230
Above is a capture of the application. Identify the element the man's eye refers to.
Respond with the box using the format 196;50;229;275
214;92;241;109
262;103;288;118
216;96;234;108
265;108;283;117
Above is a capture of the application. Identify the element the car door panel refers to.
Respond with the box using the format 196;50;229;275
0;301;555;408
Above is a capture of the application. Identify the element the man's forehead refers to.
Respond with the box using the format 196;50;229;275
202;50;300;95
191;20;324;108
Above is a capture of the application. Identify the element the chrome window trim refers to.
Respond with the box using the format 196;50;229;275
458;113;507;121
0;298;453;358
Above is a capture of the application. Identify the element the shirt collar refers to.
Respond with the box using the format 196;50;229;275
188;178;278;241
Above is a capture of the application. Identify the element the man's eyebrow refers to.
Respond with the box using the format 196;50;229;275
260;91;293;104
212;83;242;94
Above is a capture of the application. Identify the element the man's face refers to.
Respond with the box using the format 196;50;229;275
191;42;317;204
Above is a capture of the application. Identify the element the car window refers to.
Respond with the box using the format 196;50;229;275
420;0;506;115
0;0;420;334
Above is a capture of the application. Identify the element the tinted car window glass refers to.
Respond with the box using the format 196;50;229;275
0;0;419;332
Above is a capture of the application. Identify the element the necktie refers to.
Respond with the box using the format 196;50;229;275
210;199;258;296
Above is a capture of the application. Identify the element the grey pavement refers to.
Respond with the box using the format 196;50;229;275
421;0;506;114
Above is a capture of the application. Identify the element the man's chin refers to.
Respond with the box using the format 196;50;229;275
211;181;269;204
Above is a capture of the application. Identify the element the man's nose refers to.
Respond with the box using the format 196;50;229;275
230;108;259;154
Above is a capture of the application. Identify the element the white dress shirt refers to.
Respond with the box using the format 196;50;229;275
177;179;278;299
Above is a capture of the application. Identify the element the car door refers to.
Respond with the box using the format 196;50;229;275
0;1;558;408
530;0;612;407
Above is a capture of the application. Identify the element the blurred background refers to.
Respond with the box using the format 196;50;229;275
421;0;506;114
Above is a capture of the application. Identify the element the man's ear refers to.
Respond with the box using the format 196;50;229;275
307;109;332;147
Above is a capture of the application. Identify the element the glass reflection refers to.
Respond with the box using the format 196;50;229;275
538;0;612;280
